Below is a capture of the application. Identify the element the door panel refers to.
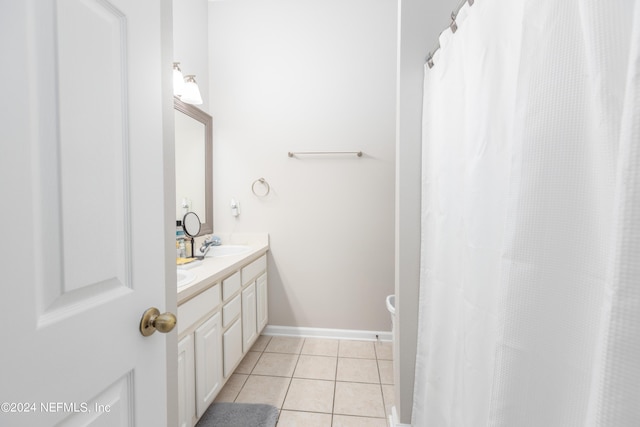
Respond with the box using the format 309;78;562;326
38;0;132;326
178;335;196;427
242;283;257;352
257;273;268;331
56;373;133;427
195;313;222;417
223;320;243;378
0;0;174;426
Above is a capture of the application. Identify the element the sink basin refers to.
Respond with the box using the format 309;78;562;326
205;245;251;257
177;269;196;288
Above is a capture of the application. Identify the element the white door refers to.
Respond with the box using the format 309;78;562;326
0;0;176;426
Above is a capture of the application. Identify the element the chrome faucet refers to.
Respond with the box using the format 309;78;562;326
197;235;221;258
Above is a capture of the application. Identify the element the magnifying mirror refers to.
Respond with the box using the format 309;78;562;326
183;211;201;237
182;212;201;257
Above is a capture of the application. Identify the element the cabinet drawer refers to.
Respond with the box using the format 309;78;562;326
222;294;241;328
222;271;241;301
178;284;221;336
242;254;267;285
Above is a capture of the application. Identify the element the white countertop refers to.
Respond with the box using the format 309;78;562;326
177;233;269;304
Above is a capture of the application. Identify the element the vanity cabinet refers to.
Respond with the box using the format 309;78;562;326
177;284;222;425
177;251;268;426
194;312;222;417
223;318;243;377
177;334;196;427
242;282;257;353
256;272;268;331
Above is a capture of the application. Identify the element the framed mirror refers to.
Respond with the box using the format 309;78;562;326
174;97;212;236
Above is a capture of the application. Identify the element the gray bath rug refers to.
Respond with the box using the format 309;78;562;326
195;402;279;427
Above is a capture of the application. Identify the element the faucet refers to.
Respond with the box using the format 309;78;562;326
197;235;221;259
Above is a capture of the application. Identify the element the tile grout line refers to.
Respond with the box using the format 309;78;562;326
331;339;341;426
232;336;269;403
279;337;305;412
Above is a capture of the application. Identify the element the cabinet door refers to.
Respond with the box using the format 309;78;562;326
195;312;222;417
256;273;268;332
242;282;257;352
178;334;196;427
223;318;243;378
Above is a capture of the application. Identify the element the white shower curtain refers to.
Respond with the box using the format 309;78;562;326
414;0;640;426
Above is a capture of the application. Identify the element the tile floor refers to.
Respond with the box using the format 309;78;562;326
214;335;394;427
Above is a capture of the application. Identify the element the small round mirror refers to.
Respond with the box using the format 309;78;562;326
182;212;201;237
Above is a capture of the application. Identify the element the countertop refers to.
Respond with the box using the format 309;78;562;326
177;233;269;304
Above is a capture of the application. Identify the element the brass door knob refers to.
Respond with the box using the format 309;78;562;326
140;307;177;337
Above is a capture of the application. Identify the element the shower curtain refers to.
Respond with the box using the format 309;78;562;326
414;0;640;426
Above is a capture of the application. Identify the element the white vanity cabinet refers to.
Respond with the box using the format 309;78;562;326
241;255;267;352
221;272;243;378
242;282;257;352
177;284;222;426
194;312;222;416
222;318;243;377
177;334;196;427
177;250;268;426
256;272;268;331
220;254;269;376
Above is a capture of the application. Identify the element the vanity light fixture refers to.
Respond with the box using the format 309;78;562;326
172;62;185;97
181;75;203;105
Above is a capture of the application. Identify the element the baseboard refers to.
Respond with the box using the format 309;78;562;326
263;325;392;342
389;406;411;427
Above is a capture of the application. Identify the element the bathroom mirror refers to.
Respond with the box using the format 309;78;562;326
174;97;212;236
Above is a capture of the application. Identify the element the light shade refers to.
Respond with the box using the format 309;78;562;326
181;75;203;105
173;62;185;96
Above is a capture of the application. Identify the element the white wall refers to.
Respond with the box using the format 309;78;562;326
208;0;397;331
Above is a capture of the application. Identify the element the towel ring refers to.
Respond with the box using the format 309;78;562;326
251;178;271;197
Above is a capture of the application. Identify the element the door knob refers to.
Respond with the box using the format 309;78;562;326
139;307;177;337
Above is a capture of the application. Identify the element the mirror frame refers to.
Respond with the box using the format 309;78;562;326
174;96;213;236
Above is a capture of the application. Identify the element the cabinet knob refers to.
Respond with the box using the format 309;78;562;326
139;307;177;337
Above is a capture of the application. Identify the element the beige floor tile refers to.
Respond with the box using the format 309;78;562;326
294;355;337;381
251;334;272;352
381;384;394;419
332;415;388;427
277;410;332;427
301;338;340;357
338;341;376;359
252;352;299;377
235;375;290;407
333;382;385;418
234;351;261;374
337;358;379;384
214;373;248;402
265;336;305;354
374;341;393;360
377;360;394;384
282;378;335;413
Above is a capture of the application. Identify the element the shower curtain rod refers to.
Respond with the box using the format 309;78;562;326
426;0;474;69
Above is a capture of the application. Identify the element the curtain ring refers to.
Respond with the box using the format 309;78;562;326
252;178;270;197
450;12;458;33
